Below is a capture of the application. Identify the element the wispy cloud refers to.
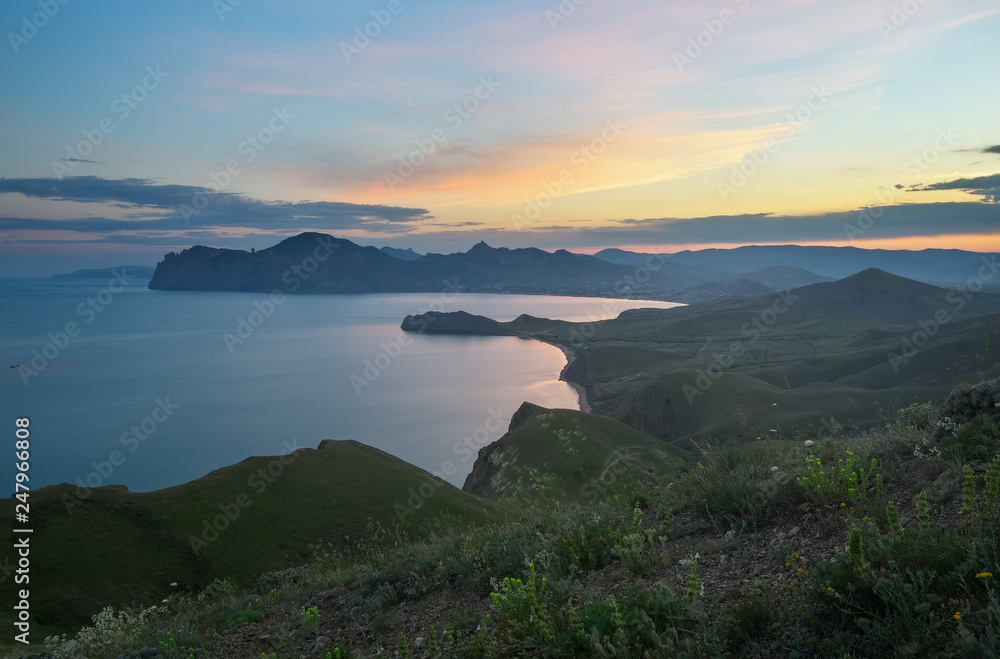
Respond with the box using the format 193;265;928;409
911;174;1000;203
0;177;434;235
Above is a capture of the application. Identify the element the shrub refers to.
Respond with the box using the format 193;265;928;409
933;379;1000;458
938;379;1000;427
813;493;999;657
253;565;312;594
723;583;789;649
679;443;790;529
300;605;321;632
892;402;935;431
796;449;880;505
216;608;265;631
488;563;558;651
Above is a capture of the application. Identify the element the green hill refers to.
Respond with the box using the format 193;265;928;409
463;402;688;504
0;440;499;630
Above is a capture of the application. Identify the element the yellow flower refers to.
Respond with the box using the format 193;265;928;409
976;572;993;579
827;587;835;595
954;612;962;621
797;568;804;574
840;503;847;509
785;562;791;567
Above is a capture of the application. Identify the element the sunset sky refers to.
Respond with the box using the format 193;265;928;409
0;0;998;275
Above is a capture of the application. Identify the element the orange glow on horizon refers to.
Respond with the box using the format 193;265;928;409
568;233;1000;255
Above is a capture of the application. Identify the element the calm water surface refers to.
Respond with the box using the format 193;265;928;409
0;278;681;490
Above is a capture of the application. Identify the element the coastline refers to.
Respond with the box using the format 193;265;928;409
536;338;591;414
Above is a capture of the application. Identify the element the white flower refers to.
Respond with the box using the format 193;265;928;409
770;466;779;473
804;440;815;448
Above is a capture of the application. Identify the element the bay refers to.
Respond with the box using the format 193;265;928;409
0;278;681;491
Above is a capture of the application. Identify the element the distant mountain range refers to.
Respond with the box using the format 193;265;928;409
148;233;678;297
645;245;992;286
146;233;998;301
380;246;422;261
53;265;156;279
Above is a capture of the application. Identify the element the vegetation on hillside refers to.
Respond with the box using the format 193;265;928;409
17;383;1000;659
0;441;499;632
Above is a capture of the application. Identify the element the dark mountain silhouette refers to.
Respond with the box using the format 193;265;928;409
149;234;671;295
381;246;422;261
663;244;995;286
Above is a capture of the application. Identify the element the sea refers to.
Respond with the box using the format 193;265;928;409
0;277;682;492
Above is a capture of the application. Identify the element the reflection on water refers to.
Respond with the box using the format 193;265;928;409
0;280;681;489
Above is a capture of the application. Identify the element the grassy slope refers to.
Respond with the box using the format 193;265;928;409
463;403;688;504
0;440;499;630
31;419;1000;659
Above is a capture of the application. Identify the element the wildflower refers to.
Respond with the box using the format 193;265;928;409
976;572;993;579
771;466;779;473
804;440;815;448
798;568;803;574
954;611;962;621
827;587;835;595
840;503;847;509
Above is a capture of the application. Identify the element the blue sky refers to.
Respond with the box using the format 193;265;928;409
1;0;998;275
